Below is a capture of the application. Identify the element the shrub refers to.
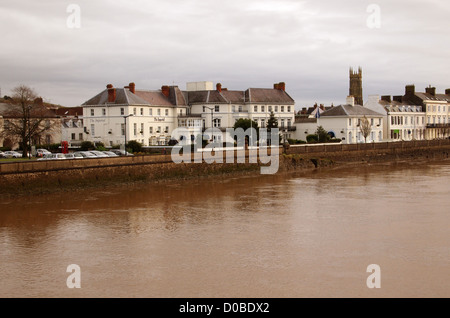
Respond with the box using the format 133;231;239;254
80;141;95;151
306;135;318;143
126;140;142;153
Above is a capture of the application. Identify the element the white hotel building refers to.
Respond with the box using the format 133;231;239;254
82;81;296;147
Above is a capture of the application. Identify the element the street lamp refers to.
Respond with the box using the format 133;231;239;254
123;114;134;155
27;105;32;159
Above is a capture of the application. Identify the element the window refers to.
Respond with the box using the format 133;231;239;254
215;105;220;112
79;133;83;140
102;109;106;116
232;105;236;113
371;118;374;126
275;106;278;112
349;118;352;126
288;119;292;127
179;109;183;116
261;106;265;112
268;106;272;112
254;106;258;112
133;108;137;116
281;106;285;112
203;106;206;112
121;108;124;115
90;109;94;116
121;124;125;136
140;108;144;116
165;109;169;116
287;106;291;112
165;126;169;133
357;119;361;126
281;119;285;128
438;106;441;112
133;123;137;136
157;109;161;116
213;118;221;128
71;133;76;140
149;108;153;116
141;123;144;134
238;105;243;112
157;126;161;133
91;124;95;136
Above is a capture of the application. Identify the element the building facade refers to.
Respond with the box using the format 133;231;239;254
81;82;296;147
365;95;426;141
294;96;384;144
403;85;450;140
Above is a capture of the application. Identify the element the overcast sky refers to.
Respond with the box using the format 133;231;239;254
0;0;449;109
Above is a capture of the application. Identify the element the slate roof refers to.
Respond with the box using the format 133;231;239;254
320;105;384;117
82;84;296;107
83;88;150;106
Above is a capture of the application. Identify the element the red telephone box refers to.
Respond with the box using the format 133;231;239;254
61;141;69;154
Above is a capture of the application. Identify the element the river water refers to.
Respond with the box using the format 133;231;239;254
0;161;449;298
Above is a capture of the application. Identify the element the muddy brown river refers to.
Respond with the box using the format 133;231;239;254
0;161;449;297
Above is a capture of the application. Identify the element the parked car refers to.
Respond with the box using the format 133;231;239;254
0;151;5;158
73;151;97;158
36;149;52;158
3;151;23;158
51;153;67;160
37;153;55;161
111;149;134;156
64;153;84;160
89;151;109;158
102;151;119;157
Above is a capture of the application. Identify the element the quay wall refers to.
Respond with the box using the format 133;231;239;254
0;140;449;196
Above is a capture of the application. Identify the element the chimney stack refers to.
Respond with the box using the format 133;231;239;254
393;96;403;103
129;82;135;94
346;96;355;106
425;86;436;96
445;88;450;95
216;83;222;92
161;85;170;98
405;85;415;96
278;82;286;91
274;83;279;90
107;84;116;103
381;95;391;103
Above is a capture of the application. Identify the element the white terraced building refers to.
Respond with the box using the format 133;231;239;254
81;81;296;147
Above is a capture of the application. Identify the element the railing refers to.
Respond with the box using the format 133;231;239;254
426;123;450;128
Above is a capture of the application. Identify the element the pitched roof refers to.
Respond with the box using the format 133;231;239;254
83;88;150;106
321;104;383;117
245;88;295;104
55;107;83;116
414;92;449;103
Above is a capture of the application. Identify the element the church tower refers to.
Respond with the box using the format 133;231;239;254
349;67;363;105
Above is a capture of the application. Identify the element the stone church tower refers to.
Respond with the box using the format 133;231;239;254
349;67;363;105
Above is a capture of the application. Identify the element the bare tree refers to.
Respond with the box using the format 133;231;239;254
359;116;372;143
1;85;55;157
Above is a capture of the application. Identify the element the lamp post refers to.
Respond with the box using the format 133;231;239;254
123;114;133;155
27;105;32;159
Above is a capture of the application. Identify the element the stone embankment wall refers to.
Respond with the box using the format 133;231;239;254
0;139;449;196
